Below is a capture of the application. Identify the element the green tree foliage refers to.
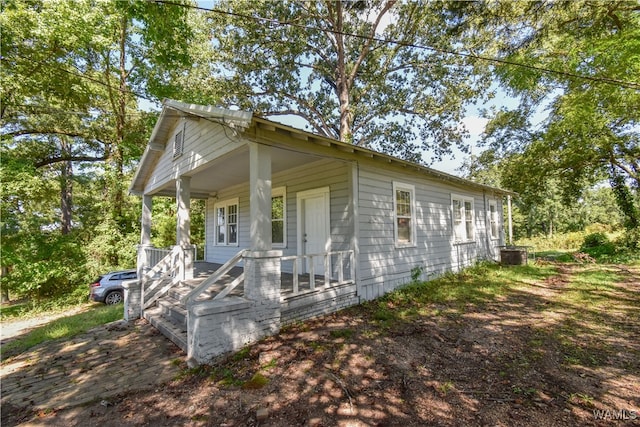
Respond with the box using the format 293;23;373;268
206;0;492;162
0;0;206;301
462;152;625;238
609;166;639;229
151;198;206;254
471;0;639;226
0;146;88;299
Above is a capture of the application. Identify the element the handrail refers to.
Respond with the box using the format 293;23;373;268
145;250;176;282
279;250;353;260
212;272;245;300
181;249;246;306
142;246;183;310
143;275;181;309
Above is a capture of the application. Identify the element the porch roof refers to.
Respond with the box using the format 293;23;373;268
129;100;253;196
250;117;517;197
130;99;516;198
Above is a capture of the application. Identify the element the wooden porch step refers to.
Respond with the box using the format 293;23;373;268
144;306;187;352
168;282;216;302
157;295;187;330
143;267;243;354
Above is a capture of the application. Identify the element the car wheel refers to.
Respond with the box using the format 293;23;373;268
104;291;123;305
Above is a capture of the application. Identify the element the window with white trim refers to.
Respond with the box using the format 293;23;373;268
452;194;474;242
393;182;416;246
215;198;239;246
489;200;499;240
271;187;286;247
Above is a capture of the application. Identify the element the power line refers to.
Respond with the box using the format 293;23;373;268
152;0;640;90
5;104;177;118
5;0;637;124
11;52;158;105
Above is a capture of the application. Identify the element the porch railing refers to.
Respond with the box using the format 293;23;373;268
142;246;185;310
143;247;172;270
181;249;246;306
280;250;355;296
142;246;198;272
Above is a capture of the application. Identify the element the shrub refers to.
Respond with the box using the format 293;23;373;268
580;233;617;258
516;231;585;251
584;223;612;234
581;233;610;249
615;227;640;252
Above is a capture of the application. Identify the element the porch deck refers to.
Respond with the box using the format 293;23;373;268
187;262;343;299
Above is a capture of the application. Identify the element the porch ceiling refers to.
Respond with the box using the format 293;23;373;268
150;144;322;199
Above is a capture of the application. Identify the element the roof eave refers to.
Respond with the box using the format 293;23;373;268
251;117;516;197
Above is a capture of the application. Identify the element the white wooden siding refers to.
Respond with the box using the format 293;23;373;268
144;119;237;195
146;115;505;302
357;164;502;301
204;159;352;268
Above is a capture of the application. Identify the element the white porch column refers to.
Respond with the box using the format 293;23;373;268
176;176;194;280
349;162;360;288
140;194;153;245
249;142;272;251
177;176;191;246
137;194;154;279
507;195;513;246
245;142;281;312
130;195;153;321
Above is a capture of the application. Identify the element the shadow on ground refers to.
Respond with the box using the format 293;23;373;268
3;263;639;426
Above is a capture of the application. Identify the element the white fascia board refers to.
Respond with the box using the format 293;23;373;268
162;99;253;130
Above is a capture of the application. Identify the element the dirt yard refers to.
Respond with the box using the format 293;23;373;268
5;263;640;426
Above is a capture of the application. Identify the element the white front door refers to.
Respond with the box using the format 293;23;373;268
297;187;330;274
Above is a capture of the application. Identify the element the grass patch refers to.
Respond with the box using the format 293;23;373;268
0;286;93;321
533;264;637;369
211;367;243;386
242;372;269;389
0;302;32;320
329;328;354;339
436;380;455;395
557;267;622;310
589;251;640;265
1;304;123;362
369;262;558;323
231;346;251;362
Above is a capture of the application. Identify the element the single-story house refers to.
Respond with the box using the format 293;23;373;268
124;99;513;364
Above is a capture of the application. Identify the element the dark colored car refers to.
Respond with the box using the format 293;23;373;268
89;269;137;305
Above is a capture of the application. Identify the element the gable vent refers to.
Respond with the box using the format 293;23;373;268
173;128;184;159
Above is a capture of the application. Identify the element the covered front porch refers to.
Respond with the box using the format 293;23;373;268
130;133;357;306
126;106;361;363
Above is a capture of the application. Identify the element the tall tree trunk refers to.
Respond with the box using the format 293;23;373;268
1;266;9;303
103;14;129;267
330;1;352;143
60;136;73;235
610;165;640;229
112;14;128;226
